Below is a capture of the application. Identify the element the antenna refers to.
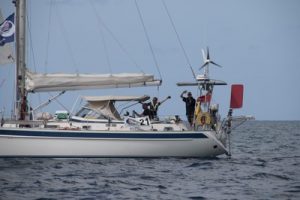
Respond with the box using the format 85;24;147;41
200;47;222;78
0;79;5;88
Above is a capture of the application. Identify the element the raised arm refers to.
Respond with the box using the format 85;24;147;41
160;96;171;105
180;90;187;98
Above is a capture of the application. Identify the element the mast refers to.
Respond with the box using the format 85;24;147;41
15;0;27;120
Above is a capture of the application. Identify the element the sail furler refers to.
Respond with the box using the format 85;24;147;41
25;70;161;92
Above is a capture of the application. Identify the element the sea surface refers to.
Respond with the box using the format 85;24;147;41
0;121;299;200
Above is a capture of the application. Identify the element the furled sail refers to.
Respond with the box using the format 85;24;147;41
25;70;162;92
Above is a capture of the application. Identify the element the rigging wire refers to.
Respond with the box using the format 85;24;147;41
48;92;70;112
100;27;112;74
0;79;5;88
11;56;16;117
54;1;78;72
134;0;162;79
89;0;112;74
26;11;36;72
90;1;143;73
1;65;15;117
161;0;196;80
0;78;7;116
44;0;53;73
26;1;42;109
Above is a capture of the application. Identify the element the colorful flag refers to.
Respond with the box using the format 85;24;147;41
0;13;15;46
199;93;212;103
230;84;243;109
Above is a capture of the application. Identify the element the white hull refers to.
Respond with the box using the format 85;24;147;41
0;128;227;157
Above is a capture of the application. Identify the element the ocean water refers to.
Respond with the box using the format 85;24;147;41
0;121;299;200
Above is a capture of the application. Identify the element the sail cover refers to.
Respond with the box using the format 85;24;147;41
25;70;162;92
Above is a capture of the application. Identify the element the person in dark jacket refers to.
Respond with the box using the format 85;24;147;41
133;103;153;119
180;90;196;126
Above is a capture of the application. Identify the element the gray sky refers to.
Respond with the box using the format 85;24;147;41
0;0;300;120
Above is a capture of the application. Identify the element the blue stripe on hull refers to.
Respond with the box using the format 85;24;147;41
0;129;208;139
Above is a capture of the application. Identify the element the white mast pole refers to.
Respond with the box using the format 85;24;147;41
204;64;209;78
15;0;27;120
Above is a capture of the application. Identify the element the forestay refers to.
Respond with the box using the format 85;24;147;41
25;70;161;92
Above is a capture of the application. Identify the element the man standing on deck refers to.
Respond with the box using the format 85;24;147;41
180;91;196;126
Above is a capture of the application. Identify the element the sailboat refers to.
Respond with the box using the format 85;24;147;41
0;0;252;157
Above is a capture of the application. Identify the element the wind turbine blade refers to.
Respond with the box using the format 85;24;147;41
211;61;222;67
200;62;208;69
206;47;210;60
201;49;206;62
